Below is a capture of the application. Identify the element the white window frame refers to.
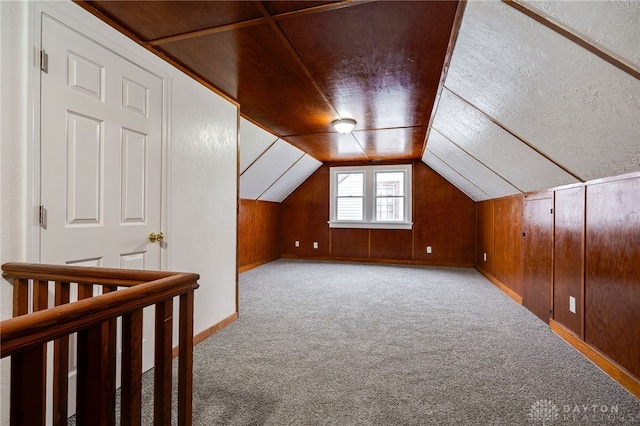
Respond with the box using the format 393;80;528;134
329;164;413;230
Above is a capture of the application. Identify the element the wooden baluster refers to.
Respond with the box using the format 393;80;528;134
12;278;28;316
10;345;47;426
103;286;117;425
11;278;48;426
76;319;117;426
53;281;70;426
154;300;173;426
121;309;143;426
178;290;194;426
78;282;94;300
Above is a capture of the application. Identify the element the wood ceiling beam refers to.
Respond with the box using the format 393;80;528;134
271;0;374;22
146;1;369;47
253;0;341;119
503;0;640;80
147;18;266;46
72;1;239;107
422;0;467;160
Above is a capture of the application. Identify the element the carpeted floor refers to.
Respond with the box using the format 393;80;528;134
158;259;639;425
74;259;640;425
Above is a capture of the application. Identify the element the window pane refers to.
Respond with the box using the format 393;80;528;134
337;197;363;220
376;197;404;221
337;173;363;196
376;172;404;196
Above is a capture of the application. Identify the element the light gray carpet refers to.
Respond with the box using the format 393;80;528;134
75;259;640;424
167;259;640;425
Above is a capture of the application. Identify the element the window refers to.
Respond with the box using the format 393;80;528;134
329;164;412;229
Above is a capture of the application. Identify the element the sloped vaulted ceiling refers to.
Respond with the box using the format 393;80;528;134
423;0;640;201
78;1;639;203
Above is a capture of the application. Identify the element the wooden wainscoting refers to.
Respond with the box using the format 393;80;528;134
281;161;476;267
476;172;640;396
584;175;640;379
238;199;282;272
553;185;585;338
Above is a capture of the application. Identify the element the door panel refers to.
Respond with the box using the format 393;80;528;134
41;15;163;270
40;15;164;417
523;194;554;323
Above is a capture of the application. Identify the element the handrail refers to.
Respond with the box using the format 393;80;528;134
1;273;198;357
1;262;200;426
1;262;181;287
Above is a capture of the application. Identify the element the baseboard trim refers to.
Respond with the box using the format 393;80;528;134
280;255;474;268
172;312;238;358
239;257;278;273
550;319;640;398
475;268;523;305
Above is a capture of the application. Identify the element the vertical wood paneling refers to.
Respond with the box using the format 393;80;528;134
281;162;475;266
331;229;369;258
476;200;495;274
255;200;281;263
494;195;524;296
554;186;584;338
238;199;256;268
585;177;640;378
523;193;554;324
370;230;413;260
413;163;476;265
238;199;282;270
475;173;639;387
281;165;331;258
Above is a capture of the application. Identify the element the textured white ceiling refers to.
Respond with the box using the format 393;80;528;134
239;120;321;201
431;89;580;192
239;118;278;174
521;0;640;70
426;128;521;199
259;154;322;203
422;150;491;202
240;139;304;199
442;1;640;182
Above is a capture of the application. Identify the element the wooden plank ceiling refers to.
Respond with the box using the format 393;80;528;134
78;0;461;163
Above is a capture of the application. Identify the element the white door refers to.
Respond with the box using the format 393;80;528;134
39;14;164;416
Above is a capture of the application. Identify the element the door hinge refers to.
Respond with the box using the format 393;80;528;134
550;208;554;214
40;49;48;73
39;205;47;229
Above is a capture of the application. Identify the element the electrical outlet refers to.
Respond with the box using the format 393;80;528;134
426;246;432;254
569;296;576;314
313;242;318;249
483;252;487;262
295;240;299;247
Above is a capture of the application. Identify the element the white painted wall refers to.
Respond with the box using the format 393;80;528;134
0;1;238;423
0;2;29;424
169;73;238;335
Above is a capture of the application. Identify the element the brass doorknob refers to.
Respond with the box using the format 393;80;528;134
149;232;164;243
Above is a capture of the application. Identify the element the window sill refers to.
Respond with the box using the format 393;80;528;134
328;221;413;230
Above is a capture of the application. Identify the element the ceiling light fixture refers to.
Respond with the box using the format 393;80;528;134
332;118;357;134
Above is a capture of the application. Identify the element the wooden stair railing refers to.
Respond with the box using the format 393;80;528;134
1;263;200;426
